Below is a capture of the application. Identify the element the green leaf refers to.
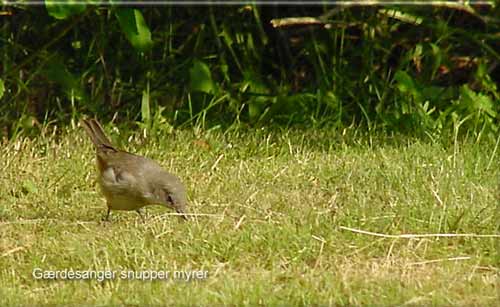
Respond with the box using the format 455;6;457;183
141;84;151;126
45;0;86;20
115;8;153;52
394;70;423;104
430;43;442;80
241;70;270;122
394;71;415;94
0;78;4;99
220;27;234;46
43;57;86;101
459;85;496;118
189;60;215;94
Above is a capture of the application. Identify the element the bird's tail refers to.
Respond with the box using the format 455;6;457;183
81;118;114;148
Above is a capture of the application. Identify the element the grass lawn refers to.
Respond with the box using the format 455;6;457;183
0;124;498;305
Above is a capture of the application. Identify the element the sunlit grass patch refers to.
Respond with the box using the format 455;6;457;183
0;125;498;305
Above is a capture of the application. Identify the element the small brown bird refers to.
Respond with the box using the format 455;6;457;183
81;118;188;221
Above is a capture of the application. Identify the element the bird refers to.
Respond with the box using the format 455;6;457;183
81;118;188;221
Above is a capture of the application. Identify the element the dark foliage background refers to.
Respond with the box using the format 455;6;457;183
1;3;499;140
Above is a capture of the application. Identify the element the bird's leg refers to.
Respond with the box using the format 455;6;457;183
179;212;189;221
102;207;111;222
136;209;145;222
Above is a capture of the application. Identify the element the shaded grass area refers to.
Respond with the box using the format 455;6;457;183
0;125;498;305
